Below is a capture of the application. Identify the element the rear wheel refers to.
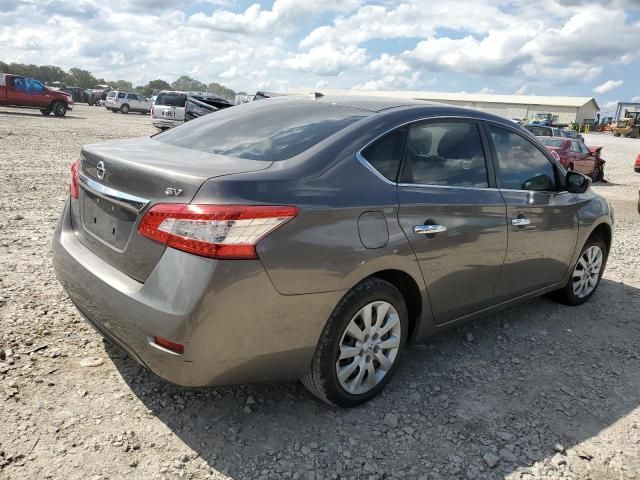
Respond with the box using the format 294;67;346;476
52;102;67;117
555;236;607;306
302;278;408;407
120;104;130;114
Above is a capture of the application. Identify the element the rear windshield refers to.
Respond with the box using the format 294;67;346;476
156;92;187;107
540;138;565;148
154;97;370;161
525;125;551;136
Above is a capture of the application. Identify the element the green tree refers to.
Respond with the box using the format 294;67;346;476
171;75;206;92
206;82;236;102
112;79;133;91
66;67;97;88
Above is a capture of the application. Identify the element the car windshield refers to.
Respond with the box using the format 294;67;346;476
156;92;187;107
154;97;371;161
540;138;565;148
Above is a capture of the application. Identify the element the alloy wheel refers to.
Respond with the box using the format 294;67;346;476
572;245;603;298
336;301;401;395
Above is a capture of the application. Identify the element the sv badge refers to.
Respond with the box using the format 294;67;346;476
164;187;183;197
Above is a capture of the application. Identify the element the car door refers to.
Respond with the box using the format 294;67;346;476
577;141;596;176
396;119;508;324
568;140;590;175
126;93;139;111
6;76;30;106
487;124;580;300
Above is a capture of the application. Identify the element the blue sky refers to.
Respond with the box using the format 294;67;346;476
1;0;639;112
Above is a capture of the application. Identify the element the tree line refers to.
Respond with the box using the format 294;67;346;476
0;61;243;102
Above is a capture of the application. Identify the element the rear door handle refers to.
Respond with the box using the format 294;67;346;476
414;224;447;235
511;217;531;226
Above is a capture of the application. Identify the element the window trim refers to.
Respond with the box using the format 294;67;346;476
357;127;407;184
484;122;563;194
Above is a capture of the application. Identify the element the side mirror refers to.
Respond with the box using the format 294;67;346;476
566;171;590;193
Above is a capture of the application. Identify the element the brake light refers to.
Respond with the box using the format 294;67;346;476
69;160;80;199
635;154;640;167
138;204;298;259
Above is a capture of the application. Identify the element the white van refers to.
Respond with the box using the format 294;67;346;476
151;91;187;129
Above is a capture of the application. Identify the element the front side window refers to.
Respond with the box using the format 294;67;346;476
579;142;591;155
570;141;582;153
400;122;488;187
490;126;556;192
360;128;406;181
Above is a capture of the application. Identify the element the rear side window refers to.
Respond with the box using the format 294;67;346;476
360;129;406;181
118;92;125;98
490;126;556;192
400;122;488;187
155;98;370;161
156;92;187;107
126;93;137;99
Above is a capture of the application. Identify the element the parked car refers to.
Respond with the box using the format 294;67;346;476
105;91;151;114
151;91;232;129
524;124;565;138
0;73;73;116
151;90;187;129
538;137;605;181
558;129;584;143
183;94;232;122
53;96;613;407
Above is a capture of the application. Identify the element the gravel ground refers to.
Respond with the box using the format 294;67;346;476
1;105;639;480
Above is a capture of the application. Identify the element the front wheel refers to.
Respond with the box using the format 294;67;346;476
302;278;408;407
592;164;605;182
555;236;607;306
52;102;67;117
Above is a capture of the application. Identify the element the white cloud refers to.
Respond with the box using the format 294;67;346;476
515;85;527;95
601;100;619;111
478;87;495;94
594;79;624;94
632;96;640;102
283;44;367;76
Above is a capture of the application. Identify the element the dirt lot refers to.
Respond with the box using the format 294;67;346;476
1;104;639;480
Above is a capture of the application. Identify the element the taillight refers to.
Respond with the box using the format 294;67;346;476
635;154;640;167
153;336;184;354
138;204;298;259
69;159;80;199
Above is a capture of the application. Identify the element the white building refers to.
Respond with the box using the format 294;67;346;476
291;89;600;126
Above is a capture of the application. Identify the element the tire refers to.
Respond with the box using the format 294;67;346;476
52;102;67;117
110;109;117;113
302;278;409;407
555;236;608;306
120;104;130;114
40;108;51;116
592;164;604;182
567;163;574;172
613;132;621;137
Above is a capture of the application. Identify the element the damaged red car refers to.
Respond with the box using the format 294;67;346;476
539;137;605;181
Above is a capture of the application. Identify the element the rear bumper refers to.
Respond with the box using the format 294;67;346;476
52;198;343;387
152;117;182;128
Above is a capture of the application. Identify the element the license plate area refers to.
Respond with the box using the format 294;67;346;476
82;189;137;251
162;110;175;117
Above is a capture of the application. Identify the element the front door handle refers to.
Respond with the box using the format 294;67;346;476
414;224;447;235
511;217;531;226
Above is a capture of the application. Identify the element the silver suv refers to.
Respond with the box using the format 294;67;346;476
151;90;187;129
105;91;152;114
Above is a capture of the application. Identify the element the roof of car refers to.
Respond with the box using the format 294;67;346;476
312;94;426;112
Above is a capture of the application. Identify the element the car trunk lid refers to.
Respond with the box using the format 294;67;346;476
71;137;273;282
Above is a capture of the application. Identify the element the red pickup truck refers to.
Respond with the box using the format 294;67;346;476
0;73;73;116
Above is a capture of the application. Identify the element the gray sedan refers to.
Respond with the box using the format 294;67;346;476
53;95;613;407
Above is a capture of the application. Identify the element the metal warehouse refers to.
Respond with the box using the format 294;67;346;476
293;89;600;125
